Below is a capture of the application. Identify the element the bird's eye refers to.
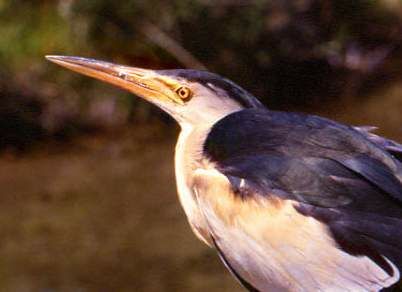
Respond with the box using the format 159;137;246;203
175;86;192;101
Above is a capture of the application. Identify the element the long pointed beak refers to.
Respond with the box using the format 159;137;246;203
46;55;182;104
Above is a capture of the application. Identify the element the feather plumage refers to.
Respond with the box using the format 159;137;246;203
202;108;402;291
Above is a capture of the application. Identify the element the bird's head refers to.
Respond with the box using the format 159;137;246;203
46;56;263;128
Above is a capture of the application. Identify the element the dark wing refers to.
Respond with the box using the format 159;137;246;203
204;108;402;282
355;126;402;162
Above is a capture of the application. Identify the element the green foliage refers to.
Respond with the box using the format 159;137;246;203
0;2;74;69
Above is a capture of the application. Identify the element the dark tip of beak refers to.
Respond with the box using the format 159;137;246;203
46;55;69;61
45;55;117;71
45;55;95;62
46;55;91;64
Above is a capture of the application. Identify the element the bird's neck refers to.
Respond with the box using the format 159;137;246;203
175;123;212;196
177;123;213;165
174;123;214;244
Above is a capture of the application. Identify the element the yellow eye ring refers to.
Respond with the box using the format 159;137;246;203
175;86;192;101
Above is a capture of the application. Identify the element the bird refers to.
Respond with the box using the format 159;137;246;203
46;55;402;292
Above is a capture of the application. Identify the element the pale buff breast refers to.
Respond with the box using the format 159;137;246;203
192;168;399;292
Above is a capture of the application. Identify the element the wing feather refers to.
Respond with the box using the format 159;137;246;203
355;126;402;161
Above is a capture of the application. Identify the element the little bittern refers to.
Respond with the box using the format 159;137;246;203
47;55;402;291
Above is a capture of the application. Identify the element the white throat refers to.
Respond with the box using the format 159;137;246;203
175;124;196;219
173;122;216;244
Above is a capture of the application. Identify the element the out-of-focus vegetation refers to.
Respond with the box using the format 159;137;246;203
1;1;402;291
1;0;402;149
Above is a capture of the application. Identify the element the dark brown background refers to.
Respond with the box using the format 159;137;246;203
1;1;402;291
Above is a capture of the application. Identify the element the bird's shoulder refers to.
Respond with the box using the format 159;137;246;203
205;108;392;162
204;108;402;204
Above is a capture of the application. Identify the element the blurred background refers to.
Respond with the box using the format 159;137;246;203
1;0;402;291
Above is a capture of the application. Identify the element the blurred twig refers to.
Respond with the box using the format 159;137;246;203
139;20;207;70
